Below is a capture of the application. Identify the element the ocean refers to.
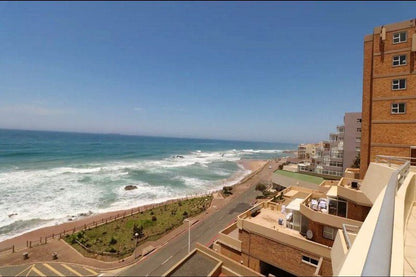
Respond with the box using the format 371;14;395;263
0;129;296;241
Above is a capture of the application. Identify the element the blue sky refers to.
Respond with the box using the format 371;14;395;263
1;2;415;143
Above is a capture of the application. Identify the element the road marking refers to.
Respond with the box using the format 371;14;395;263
61;264;83;277
14;265;32;277
161;255;173;265
31;265;46;277
43;264;64;277
25;265;34;277
83;267;98;276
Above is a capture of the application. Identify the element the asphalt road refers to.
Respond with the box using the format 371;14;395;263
117;161;277;277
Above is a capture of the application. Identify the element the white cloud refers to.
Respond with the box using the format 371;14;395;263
134;107;144;112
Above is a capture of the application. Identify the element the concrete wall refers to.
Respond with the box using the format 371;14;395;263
300;201;363;230
331;229;349;276
360;162;396;203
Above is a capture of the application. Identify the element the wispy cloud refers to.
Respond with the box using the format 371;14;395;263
134;107;144;112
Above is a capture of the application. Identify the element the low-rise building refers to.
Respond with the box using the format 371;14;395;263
299;113;361;178
214;171;371;276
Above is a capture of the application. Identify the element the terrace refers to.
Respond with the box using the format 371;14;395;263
236;187;332;259
336;177;372;207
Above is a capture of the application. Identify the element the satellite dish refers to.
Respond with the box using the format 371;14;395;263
306;229;313;240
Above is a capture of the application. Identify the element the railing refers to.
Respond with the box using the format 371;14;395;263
342;224;360;249
375;155;414;166
361;156;410;276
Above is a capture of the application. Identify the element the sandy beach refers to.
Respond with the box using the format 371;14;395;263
0;159;268;253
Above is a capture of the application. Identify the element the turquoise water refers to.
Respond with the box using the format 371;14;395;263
0;129;296;241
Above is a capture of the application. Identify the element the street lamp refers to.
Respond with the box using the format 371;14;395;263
134;232;139;259
184;219;191;253
135;232;139;246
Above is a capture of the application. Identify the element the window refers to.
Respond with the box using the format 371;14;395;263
392;79;406;90
323;226;336;240
356;147;361;152
393;31;407;44
356;118;362;123
391;103;406;114
356;137;361;143
330;161;343;167
357;128;361;132
393;55;407;66
302;255;319;267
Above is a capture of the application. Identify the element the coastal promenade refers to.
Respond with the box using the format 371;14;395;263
0;159;282;276
115;159;281;276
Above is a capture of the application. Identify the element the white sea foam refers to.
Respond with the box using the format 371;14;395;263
0;148;283;241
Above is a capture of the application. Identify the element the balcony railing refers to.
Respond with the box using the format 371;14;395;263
361;156;410;276
342;224;360;249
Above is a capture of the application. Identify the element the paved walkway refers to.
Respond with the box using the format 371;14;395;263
0;262;100;277
116;159;281;276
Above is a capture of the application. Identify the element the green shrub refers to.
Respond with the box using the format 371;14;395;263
255;183;267;192
109;237;117;245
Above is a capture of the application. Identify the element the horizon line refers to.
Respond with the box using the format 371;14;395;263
0;127;299;147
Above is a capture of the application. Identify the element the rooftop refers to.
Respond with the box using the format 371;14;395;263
244;204;305;239
168;250;219;277
274;169;324;185
163;243;262;277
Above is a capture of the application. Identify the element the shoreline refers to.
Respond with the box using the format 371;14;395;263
0;159;266;250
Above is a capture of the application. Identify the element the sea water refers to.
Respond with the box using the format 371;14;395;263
0;129;296;241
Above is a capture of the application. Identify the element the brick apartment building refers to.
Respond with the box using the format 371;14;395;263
361;19;416;178
213;168;371;277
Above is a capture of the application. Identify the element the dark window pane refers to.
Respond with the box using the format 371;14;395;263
400;79;406;88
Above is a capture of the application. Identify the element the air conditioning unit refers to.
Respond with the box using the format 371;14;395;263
351;181;358;189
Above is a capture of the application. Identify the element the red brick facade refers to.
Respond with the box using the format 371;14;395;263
360;19;416;178
239;230;332;276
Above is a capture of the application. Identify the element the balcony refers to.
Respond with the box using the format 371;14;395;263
218;223;241;252
300;194;363;229
331;225;360;276
337;178;372;207
236;196;332;259
336;156;411;276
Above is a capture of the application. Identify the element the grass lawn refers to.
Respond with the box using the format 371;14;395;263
274;170;324;184
64;196;212;258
